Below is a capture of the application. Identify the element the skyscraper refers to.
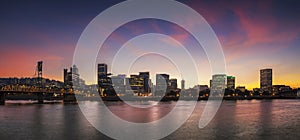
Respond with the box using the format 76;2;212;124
156;74;170;95
227;76;235;89
97;63;111;88
211;74;226;96
72;65;79;87
139;72;150;93
260;68;272;94
111;74;126;94
63;65;81;88
181;79;185;90
98;63;108;77
170;78;177;90
63;68;68;86
129;74;143;93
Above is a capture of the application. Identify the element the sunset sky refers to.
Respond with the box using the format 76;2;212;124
0;0;300;89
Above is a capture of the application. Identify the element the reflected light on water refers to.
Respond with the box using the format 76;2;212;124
1;100;300;139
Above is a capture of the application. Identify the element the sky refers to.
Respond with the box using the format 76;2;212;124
0;0;300;89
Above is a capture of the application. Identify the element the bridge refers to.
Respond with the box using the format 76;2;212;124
0;85;76;105
0;61;78;105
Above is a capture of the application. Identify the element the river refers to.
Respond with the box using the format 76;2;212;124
0;100;300;140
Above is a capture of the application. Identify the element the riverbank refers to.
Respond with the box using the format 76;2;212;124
2;94;299;104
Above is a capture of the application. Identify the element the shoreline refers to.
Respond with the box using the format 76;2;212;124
1;95;299;104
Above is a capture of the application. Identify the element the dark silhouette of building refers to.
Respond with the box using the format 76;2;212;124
227;76;235;90
125;72;151;94
63;65;80;87
37;61;43;87
260;68;272;94
128;74;143;93
97;63;112;88
181;79;185;90
170;78;177;90
97;63;117;96
236;86;246;93
273;85;292;96
198;85;209;91
98;63;107;77
139;72;150;93
63;68;70;86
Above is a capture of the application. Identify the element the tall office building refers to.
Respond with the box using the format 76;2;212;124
98;64;107;77
72;65;80;87
227;76;235;89
111;74;126;94
97;63;111;88
260;68;272;94
63;65;80;87
181;79;185;90
139;72;150;93
62;65;85;89
156;74;170;94
63;68;69;86
170;79;178;90
129;74;143;93
111;74;125;86
211;74;226;95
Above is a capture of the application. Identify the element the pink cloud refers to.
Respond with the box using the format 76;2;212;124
187;1;300;63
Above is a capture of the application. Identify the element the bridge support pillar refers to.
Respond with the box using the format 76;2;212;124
37;92;44;104
0;93;6;105
63;93;77;103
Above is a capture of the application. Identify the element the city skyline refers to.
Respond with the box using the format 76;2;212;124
0;0;300;89
1;61;297;92
0;61;298;100
1;1;300;140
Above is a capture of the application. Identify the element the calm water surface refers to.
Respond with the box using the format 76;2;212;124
0;100;300;140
